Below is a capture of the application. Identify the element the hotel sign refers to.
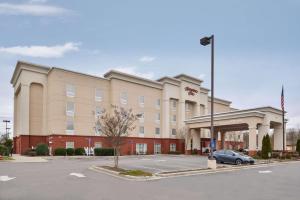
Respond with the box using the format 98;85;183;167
185;87;198;96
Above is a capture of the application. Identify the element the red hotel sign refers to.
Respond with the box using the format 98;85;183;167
185;87;198;96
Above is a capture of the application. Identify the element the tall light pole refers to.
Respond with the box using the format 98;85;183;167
3;120;11;139
200;35;215;160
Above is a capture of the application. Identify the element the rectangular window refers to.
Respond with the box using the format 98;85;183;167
155;128;160;135
94;142;102;148
66;118;74;134
136;143;147;155
156;99;161;109
171;129;177;135
172;100;177;110
95;88;103;102
172;115;176;123
95;106;103;118
120;92;128;105
139;126;144;136
155;113;160;123
66;102;75;116
170;143;176;152
66;141;74;149
138;112;144;123
185;103;190;111
95;121;101;136
66;84;75;97
139;96;145;107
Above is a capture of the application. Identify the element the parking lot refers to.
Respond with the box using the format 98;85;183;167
118;155;208;173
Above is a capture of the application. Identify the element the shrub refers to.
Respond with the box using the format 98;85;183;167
0;145;9;156
94;148;114;156
54;148;66;156
3;138;13;149
261;134;272;159
75;148;85;155
192;149;198;155
35;143;49;156
272;152;280;159
297;139;300;155
66;148;75;156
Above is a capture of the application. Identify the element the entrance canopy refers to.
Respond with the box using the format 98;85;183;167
185;107;286;154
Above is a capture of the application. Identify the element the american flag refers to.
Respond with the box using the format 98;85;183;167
281;86;284;111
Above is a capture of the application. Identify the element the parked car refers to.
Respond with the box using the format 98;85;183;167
213;149;255;165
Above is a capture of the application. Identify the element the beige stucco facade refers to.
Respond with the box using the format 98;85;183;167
11;61;286;155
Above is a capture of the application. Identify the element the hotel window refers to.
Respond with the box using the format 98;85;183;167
139;96;145;107
66;119;74;134
95;121;101;136
66;141;74;149
170;143;176;152
185;103;190;112
94;142;102;148
171;129;177;135
66;84;75;97
156;99;161;109
155;128;160;135
155;113;160;123
139;126;145;136
172;115;176;123
120;92;128;105
138;112;144;123
172;100;177;110
66;102;75;116
136;143;147;155
95;88;103;102
95;106;103;118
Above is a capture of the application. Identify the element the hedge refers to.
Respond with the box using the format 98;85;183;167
0;145;9;156
66;148;75;156
36;143;49;156
54;148;67;156
75;148;85;155
94;148;114;156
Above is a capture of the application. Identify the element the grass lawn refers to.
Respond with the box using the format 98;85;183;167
0;156;14;161
120;170;152;177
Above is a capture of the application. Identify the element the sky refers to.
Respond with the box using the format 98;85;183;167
0;0;300;134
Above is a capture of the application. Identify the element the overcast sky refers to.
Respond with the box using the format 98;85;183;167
0;0;300;133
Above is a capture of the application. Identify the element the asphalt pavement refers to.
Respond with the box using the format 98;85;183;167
1;155;299;200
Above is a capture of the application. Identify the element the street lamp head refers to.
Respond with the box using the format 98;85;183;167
200;36;211;46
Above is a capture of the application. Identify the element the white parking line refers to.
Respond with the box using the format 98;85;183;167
258;170;272;174
0;176;16;182
69;173;86;178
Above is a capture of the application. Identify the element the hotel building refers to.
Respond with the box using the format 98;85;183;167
11;61;285;155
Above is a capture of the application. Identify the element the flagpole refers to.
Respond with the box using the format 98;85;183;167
282;86;285;152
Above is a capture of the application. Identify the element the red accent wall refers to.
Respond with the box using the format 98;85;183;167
14;135;185;155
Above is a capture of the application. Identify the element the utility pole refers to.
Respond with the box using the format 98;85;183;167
3;120;10;139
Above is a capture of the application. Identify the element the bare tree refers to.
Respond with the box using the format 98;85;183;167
287;128;300;151
95;105;139;168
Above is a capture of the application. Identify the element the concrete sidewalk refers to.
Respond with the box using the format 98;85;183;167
10;154;48;163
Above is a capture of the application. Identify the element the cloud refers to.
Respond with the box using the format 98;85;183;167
0;2;70;16
0;42;80;58
29;0;48;3
198;74;206;79
139;56;156;63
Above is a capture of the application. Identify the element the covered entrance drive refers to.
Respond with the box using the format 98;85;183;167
185;107;286;155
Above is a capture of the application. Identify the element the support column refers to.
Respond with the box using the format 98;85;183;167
248;123;257;156
178;101;185;128
195;102;201;116
186;130;192;154
257;123;270;150
220;131;226;149
191;129;200;153
273;124;284;151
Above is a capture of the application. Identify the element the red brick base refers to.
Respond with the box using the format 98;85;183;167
13;135;185;155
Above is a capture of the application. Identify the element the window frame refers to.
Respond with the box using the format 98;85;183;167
95;88;103;102
66;102;75;116
66;84;75;97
